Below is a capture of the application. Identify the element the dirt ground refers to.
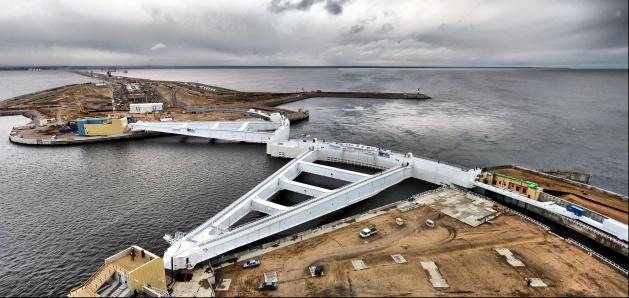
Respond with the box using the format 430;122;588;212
493;167;628;224
215;206;628;297
0;77;300;139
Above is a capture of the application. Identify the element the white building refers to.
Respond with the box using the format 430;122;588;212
129;103;163;114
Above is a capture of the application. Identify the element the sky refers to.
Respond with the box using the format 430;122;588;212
0;0;627;67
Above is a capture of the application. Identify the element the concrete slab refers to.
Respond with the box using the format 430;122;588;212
420;261;437;270
528;278;548;288
264;271;278;282
351;259;368;270
414;189;499;227
431;278;450;288
495;248;526;267
391;254;407;264
215;279;232;291
495;248;512;256
397;201;424;212
420;261;449;288
507;259;526;267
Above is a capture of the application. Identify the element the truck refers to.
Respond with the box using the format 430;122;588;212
359;226;378;238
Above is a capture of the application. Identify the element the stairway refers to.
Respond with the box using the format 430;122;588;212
68;263;119;297
110;284;128;297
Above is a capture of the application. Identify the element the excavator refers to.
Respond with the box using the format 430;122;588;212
71;86;89;114
74;97;89;114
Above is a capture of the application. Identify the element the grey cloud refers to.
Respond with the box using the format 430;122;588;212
268;0;348;15
0;0;626;67
376;23;394;34
149;43;166;51
323;0;347;15
348;24;365;34
346;16;377;35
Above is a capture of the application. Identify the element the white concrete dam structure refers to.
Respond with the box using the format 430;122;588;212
128;112;289;143
162;139;481;270
127;112;627;270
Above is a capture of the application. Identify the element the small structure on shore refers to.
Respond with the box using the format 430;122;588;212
68;245;166;297
130;103;163;114
480;172;543;200
77;116;128;136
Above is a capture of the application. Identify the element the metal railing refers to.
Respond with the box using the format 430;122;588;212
562;216;628;248
566;238;628;276
69;263;123;295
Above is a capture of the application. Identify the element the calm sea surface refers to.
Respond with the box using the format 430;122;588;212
0;68;627;296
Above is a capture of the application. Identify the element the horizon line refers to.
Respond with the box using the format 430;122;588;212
1;65;627;70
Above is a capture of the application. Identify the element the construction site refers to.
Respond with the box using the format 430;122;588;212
0;72;306;143
196;188;627;297
489;166;628;224
0;70;430;145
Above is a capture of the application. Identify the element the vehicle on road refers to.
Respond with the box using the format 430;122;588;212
258;282;278;291
243;259;261;269
359;226;378;238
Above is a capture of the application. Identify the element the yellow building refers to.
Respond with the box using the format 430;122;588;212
68;245;166;297
481;172;544;200
83;117;128;136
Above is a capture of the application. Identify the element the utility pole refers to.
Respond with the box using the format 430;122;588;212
111;77;116;114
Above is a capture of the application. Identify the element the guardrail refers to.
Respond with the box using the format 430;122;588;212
566;238;628;276
505;208;551;231
68;262;107;294
562;216;628;248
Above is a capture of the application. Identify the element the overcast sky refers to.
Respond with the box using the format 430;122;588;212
0;0;627;67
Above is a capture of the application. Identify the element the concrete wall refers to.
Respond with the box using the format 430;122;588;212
105;247;133;263
540;169;592;184
411;157;478;188
128;257;166;294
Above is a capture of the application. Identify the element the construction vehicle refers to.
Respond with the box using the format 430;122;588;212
359;226;378;238
74;97;88;114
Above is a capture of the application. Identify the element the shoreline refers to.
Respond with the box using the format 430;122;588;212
1;72;428;146
8;129;166;145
